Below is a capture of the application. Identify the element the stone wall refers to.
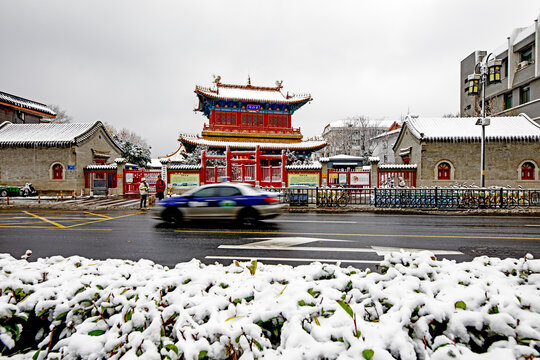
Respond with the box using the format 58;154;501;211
0;127;121;193
394;129;540;187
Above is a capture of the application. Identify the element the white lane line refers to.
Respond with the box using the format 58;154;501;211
275;219;357;224
219;245;373;252
205;255;380;264
525;224;540;227
219;245;463;255
371;246;463;256
244;237;351;247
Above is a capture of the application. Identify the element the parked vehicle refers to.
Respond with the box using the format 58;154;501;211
19;183;38;197
154;183;283;225
0;185;21;197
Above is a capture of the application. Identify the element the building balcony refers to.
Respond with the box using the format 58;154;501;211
203;124;302;135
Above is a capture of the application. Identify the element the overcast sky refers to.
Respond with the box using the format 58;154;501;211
1;1;539;157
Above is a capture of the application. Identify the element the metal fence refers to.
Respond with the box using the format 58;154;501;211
373;187;540;209
263;187;540;209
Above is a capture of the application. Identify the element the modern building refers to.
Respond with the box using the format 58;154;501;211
0;90;56;124
460;14;540;123
370;121;402;164
320;118;394;158
392;115;540;187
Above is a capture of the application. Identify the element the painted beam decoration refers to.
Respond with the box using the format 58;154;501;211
247;104;260;112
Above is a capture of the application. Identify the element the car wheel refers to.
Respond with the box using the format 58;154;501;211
0;190;7;197
162;206;183;224
238;208;259;226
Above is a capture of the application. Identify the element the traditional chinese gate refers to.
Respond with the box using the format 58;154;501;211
123;169;162;194
84;166;118;194
201;146;286;187
377;167;417;188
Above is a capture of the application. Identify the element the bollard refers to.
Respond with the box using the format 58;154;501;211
6;196;9;206
56;194;59;201
60;191;63;199
38;195;41;204
72;191;76;199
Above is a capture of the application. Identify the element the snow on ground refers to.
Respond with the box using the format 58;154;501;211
0;251;539;359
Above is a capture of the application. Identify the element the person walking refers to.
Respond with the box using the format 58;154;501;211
155;174;166;201
139;177;149;209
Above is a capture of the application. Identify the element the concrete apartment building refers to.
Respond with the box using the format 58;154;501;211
460;14;540;123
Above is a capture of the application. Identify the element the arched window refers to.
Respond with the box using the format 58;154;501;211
437;162;451;180
52;163;64;180
521;162;535;180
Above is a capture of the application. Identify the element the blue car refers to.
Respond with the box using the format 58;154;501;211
153;183;283;225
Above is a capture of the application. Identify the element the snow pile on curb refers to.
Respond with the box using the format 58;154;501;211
1;252;539;359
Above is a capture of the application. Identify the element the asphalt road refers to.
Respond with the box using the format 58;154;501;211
0;208;539;270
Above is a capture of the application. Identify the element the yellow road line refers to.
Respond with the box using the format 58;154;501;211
64;211;144;228
173;229;540;241
22;211;65;228
48;228;113;231
0;221;45;226
0;225;55;229
84;211;114;219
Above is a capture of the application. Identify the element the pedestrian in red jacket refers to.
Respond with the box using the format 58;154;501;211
155;174;166;200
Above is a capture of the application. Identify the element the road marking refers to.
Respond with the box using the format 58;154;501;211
84;211;114;219
273;220;357;224
525;224;540;227
174;229;540;240
205;255;380;264
220;245;374;252
22;210;65;229
64;211;144;228
371;246;462;255
218;237;463;255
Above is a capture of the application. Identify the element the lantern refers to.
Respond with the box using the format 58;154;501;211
467;74;480;95
487;59;502;83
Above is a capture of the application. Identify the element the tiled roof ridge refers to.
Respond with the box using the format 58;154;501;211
0;90;56;117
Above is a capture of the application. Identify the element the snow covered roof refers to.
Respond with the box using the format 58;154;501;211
325;119;396;130
179;135;327;151
0;90;56;118
286;161;322;170
168;164;202;170
379;164;417;169
371;128;401;140
0;121;122;149
148;159;162;168
159;144;186;163
195;81;311;105
402;114;540;142
85;164;117;170
319;154;364;163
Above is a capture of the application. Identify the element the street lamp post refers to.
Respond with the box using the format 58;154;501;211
467;53;502;187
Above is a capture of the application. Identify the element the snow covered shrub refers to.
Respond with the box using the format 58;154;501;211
0;252;539;359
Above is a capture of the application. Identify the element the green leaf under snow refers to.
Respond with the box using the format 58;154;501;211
32;350;40;360
88;330;106;336
55;311;68;321
362;349;374;359
253;339;263;351
337;300;354;319
198;350;208;359
455;301;466;310
165;344;178;355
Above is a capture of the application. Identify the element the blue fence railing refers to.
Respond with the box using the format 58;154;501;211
262;187;540;209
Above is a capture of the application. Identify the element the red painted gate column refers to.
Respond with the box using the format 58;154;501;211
226;146;232;181
201;150;206;185
281;150;287;187
255;145;260;186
